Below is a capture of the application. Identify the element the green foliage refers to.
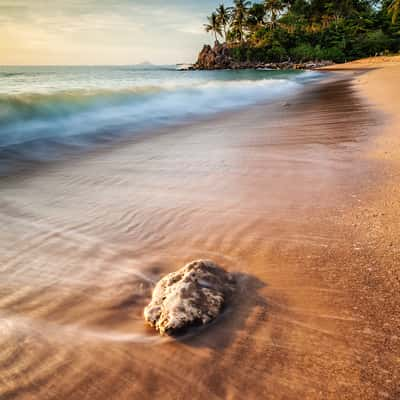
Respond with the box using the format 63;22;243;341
352;30;394;56
204;0;400;63
319;47;346;62
290;43;317;61
230;46;248;62
216;4;231;40
204;12;222;41
247;3;266;29
266;45;288;61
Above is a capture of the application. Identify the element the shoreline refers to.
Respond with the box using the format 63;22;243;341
184;60;333;71
0;69;327;180
0;59;399;399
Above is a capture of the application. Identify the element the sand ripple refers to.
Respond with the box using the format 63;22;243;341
0;77;385;399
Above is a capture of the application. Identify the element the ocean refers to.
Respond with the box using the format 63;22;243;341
0;65;322;173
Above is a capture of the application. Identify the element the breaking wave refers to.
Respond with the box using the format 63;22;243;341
0;68;323;172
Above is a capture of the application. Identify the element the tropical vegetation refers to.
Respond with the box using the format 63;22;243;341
203;0;400;63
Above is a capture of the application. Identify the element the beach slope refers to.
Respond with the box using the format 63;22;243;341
0;58;399;399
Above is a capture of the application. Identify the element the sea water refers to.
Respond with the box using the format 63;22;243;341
0;65;322;172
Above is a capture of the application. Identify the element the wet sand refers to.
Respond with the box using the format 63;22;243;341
0;66;399;399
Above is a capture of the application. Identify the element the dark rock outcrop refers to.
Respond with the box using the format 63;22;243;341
194;42;232;70
144;260;235;335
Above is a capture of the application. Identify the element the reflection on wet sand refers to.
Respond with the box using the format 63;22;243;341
0;76;386;399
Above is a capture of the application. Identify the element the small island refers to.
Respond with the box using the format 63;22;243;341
193;0;400;70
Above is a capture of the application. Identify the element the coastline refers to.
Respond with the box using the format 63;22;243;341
191;42;334;71
0;61;399;399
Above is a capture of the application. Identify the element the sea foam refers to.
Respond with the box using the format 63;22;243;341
0;66;321;171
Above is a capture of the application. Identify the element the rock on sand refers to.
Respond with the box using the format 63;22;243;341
144;260;235;335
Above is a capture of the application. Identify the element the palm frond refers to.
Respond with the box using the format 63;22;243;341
388;0;400;24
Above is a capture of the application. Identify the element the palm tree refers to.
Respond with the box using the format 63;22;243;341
232;0;251;43
388;0;400;23
216;4;231;41
247;3;267;31
204;12;222;42
264;0;286;29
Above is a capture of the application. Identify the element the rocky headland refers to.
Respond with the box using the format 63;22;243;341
190;41;334;71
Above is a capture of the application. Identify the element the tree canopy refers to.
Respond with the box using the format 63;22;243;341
203;0;400;63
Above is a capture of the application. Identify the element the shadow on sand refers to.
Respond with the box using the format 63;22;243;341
172;272;269;351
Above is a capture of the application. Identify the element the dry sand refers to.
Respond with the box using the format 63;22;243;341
321;56;400;399
0;58;399;399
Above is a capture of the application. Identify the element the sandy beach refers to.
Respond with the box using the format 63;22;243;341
0;58;399;399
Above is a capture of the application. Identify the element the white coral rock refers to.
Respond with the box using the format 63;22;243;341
144;260;235;335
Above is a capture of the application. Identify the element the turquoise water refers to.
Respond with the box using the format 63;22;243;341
0;65;322;171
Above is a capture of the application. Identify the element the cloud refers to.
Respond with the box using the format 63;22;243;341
0;0;221;64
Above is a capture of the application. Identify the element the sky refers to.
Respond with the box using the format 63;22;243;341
0;0;234;65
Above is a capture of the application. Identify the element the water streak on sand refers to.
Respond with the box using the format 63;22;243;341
0;66;325;175
0;313;167;344
0;74;386;399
